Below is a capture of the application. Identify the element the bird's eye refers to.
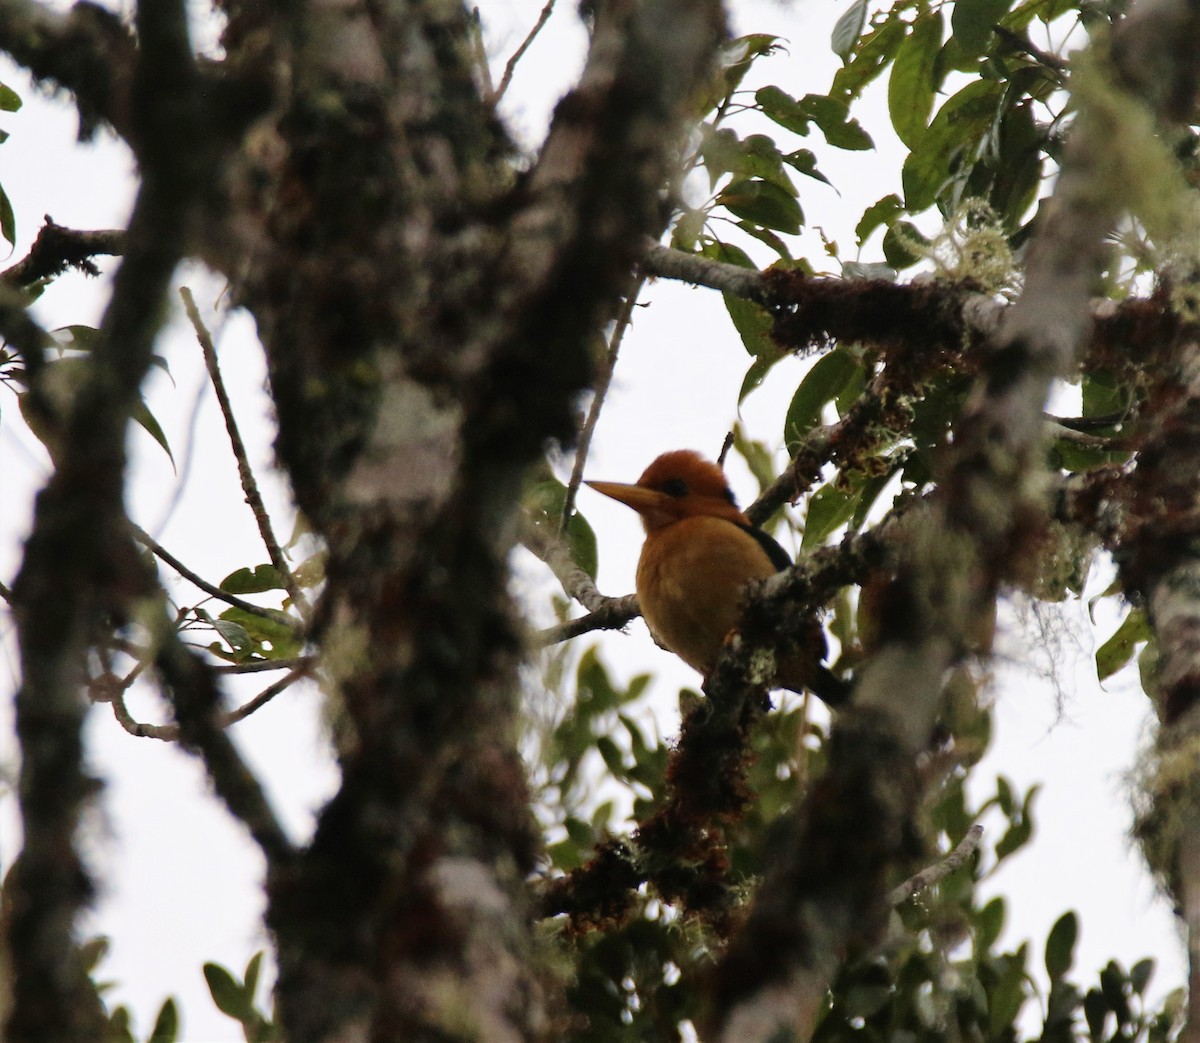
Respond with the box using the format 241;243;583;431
659;477;688;497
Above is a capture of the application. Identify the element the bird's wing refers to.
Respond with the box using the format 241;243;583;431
735;522;792;572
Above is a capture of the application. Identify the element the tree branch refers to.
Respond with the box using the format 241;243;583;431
560;271;646;534
180;287;310;618
705;1;1194;1034
489;0;557;105
1;219;126;287
0;0;138;138
6;0;230;1035
889;824;984;906
115;649;310;744
641;241;768;300
132;524;300;631
152;620;296;863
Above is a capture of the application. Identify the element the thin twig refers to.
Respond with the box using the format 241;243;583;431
154;623;296;863
212;655;313;674
560;272;646;533
180;287;310;618
111;659;311;742
131;523;300;631
522;521;611;612
490;0;556;105
223;662;310;725
889;824;985;906
533;594;640;646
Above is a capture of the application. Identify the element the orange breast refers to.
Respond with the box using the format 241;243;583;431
635;515;778;675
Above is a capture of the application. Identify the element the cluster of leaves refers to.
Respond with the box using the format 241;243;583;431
89;948;275;1043
202;954;278;1043
0;79;19;248
2;324;175;462
532;640;1184;1042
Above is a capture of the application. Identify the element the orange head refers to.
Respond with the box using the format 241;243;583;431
585;450;750;533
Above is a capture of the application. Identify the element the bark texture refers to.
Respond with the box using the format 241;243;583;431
2;0;724;1040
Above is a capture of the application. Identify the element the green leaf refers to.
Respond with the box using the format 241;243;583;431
736;220;793;261
292;551;326;588
576;646;619;712
701;240;786;399
883;220;930;269
108;1006;136;1043
0;82;21;111
547;836;583;871
995;815;1032;860
756;85;811;135
995;774;1014;814
1082;369;1128;418
1130;958;1155;996
147;998;179;1043
51;325;101;352
902;80;1004;211
221;565;287;595
525;477;599;580
784;349;863;447
989;948;1030;1036
1045;910;1078;980
831;0;869;61
132;399;175;468
1083;988;1109;1040
782;149;831;186
952;0;1015;59
716;178;803;234
79;935;110;971
738;346;786;403
702;129;800;199
725;293;778;360
802;481;862;548
212;618;255;659
720;34;782;95
989;101;1043;226
831;16;907;103
1096;608;1152;681
204;963;253;1021
0;182;14;248
801;93;874;150
1100;961;1131;1025
977;895;1005;950
596;735;626;778
888;12;943;148
564;815;594;847
244;952;264;1002
219;606;303;660
856;193;904;245
671;208;707;251
851;466;899;529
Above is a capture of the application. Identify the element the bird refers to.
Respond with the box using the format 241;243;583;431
585;449;849;706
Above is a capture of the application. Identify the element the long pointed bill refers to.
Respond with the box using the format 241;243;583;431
583;480;671;517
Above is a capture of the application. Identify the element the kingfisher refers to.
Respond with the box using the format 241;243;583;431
586;449;848;705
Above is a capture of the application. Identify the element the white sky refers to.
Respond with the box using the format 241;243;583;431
0;1;1185;1040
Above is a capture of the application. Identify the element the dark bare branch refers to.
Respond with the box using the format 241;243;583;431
132;524;300;631
1;220;125;287
6;1;230;1035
